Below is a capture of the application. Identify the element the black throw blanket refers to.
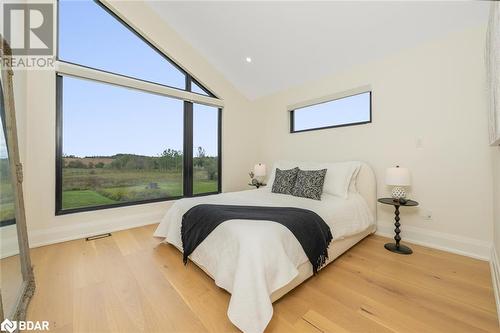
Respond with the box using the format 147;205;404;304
181;204;333;274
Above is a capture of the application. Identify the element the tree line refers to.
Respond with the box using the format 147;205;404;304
63;147;218;180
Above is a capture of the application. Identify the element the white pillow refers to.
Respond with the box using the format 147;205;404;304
266;161;305;189
348;164;362;193
266;160;361;198
321;161;361;198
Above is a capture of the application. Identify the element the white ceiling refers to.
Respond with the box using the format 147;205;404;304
147;1;490;100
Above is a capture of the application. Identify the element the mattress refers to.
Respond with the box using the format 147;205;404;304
154;188;375;333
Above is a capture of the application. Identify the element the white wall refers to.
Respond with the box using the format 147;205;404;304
492;147;500;255
22;0;258;247
17;3;495;261
253;26;493;259
491;147;500;317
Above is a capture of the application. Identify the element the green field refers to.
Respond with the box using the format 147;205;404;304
1;167;219;216
0;201;14;222
62;190;117;208
0;158;15;223
0;153;219;216
62;167;217;210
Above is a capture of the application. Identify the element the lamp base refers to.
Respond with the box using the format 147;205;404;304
385;243;413;255
391;186;406;199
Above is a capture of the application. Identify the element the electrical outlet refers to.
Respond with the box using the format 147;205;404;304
422;210;432;221
416;137;423;149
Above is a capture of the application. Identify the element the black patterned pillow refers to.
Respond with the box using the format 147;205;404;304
272;167;299;195
291;169;327;200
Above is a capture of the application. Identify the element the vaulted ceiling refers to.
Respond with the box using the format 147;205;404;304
147;1;489;100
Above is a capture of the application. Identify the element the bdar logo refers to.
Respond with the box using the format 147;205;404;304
0;319;17;333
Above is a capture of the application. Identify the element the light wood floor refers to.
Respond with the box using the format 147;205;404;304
26;224;499;332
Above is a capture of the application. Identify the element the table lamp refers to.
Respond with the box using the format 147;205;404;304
385;166;411;199
254;163;266;185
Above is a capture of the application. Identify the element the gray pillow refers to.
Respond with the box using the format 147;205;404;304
291;169;327;200
272;167;299;195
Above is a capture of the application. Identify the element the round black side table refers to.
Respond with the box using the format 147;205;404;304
378;198;419;255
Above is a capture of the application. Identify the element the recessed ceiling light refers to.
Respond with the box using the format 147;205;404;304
245;57;252;63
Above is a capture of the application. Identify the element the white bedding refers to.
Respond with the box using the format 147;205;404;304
153;188;374;333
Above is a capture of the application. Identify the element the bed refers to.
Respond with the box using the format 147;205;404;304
154;161;377;333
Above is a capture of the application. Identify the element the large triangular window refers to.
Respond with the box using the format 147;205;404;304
58;0;187;89
56;0;221;215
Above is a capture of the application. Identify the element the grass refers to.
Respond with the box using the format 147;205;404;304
0;167;219;213
0;179;15;222
194;180;218;194
0;202;14;221
62;190;117;209
61;168;218;210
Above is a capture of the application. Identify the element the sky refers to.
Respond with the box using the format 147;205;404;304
59;0;366;157
62;76;219;157
59;0;218;158
0;83;7;159
294;92;371;131
0;119;7;159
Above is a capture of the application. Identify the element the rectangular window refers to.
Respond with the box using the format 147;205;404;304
193;104;220;195
58;76;184;212
290;91;371;133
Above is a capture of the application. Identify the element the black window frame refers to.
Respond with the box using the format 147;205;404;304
56;0;218;99
55;0;221;216
289;91;372;133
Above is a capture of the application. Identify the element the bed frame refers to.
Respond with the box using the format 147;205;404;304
271;225;376;301
195;162;378;303
272;162;377;301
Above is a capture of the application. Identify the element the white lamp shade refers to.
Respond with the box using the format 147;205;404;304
254;163;266;177
385;167;411;186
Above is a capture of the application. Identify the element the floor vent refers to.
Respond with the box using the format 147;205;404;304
85;233;112;241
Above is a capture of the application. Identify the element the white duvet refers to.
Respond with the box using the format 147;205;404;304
153;189;374;333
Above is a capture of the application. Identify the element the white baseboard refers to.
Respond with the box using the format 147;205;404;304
23;214;493;262
27;210;163;249
490;246;500;325
375;221;491;261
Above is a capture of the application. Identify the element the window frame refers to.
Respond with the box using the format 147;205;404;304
191;78;216;98
55;0;222;215
289;91;372;134
57;0;212;96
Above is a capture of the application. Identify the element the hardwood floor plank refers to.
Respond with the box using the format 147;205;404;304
333;255;499;331
367;235;489;272
124;249;208;332
27;241;76;330
272;282;395;333
25;225;498;333
152;244;237;332
113;229;143;256
292;319;322;333
358;236;492;287
339;249;496;313
301;310;351;333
